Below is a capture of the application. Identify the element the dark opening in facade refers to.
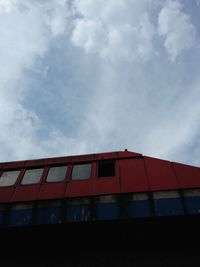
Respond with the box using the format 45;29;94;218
98;161;115;177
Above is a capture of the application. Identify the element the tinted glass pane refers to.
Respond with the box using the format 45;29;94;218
0;170;20;187
21;168;43;185
98;161;115;177
46;166;67;182
71;164;91;180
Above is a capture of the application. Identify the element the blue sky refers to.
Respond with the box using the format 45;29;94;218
0;0;200;165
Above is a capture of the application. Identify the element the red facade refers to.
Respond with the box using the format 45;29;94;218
0;150;199;204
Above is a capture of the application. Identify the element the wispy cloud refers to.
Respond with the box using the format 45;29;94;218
158;0;197;61
71;0;156;62
0;0;200;166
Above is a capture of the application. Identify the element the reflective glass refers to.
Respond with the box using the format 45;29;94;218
0;170;20;187
71;164;91;180
21;168;43;185
46;166;67;182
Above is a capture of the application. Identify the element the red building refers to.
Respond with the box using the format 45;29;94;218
0;150;200;266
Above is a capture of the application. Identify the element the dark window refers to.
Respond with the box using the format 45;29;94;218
46;166;67;182
0;170;20;187
21;168;44;185
98;161;115;177
71;164;91;180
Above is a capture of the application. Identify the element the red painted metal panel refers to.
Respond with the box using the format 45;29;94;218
71;155;95;163
93;177;120;195
47;156;71;165
65;163;94;197
37;183;66;200
173;162;200;189
118;151;142;159
119;158;149;193
95;152;119;161
25;159;48;168
0;188;14;203
37;165;68;200
10;185;41;202
1;161;26;170
144;157;179;191
66;180;93;197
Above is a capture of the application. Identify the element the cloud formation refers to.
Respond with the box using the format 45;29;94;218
158;0;197;61
71;0;155;62
0;0;200;167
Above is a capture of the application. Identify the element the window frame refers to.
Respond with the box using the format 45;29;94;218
70;162;92;181
0;169;21;187
45;165;68;183
20;167;44;186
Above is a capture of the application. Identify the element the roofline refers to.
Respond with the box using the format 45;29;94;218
0;150;142;169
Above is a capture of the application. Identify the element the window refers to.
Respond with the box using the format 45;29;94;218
21;168;44;185
0;170;20;187
98;161;115;177
46;166;67;182
71;163;91;180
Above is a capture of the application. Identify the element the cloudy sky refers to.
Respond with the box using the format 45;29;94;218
0;0;200;166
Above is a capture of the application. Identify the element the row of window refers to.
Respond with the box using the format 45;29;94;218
0;161;116;187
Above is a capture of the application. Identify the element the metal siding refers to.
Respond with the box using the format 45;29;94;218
71;155;95;163
173;162;200;189
37;183;66;200
66;180;93;197
145;157;180;191
25;159;48;168
120;158;149;193
0;161;26;170
10;185;41;202
94;152;119;161
118;151;142;158
47;157;71;165
93;178;120;195
0;188;14;203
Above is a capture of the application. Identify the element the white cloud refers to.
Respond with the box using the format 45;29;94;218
158;0;197;61
0;0;16;13
42;0;70;36
0;0;200;168
0;0;73;161
71;0;155;62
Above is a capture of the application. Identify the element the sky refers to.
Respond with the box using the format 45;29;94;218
0;0;200;166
